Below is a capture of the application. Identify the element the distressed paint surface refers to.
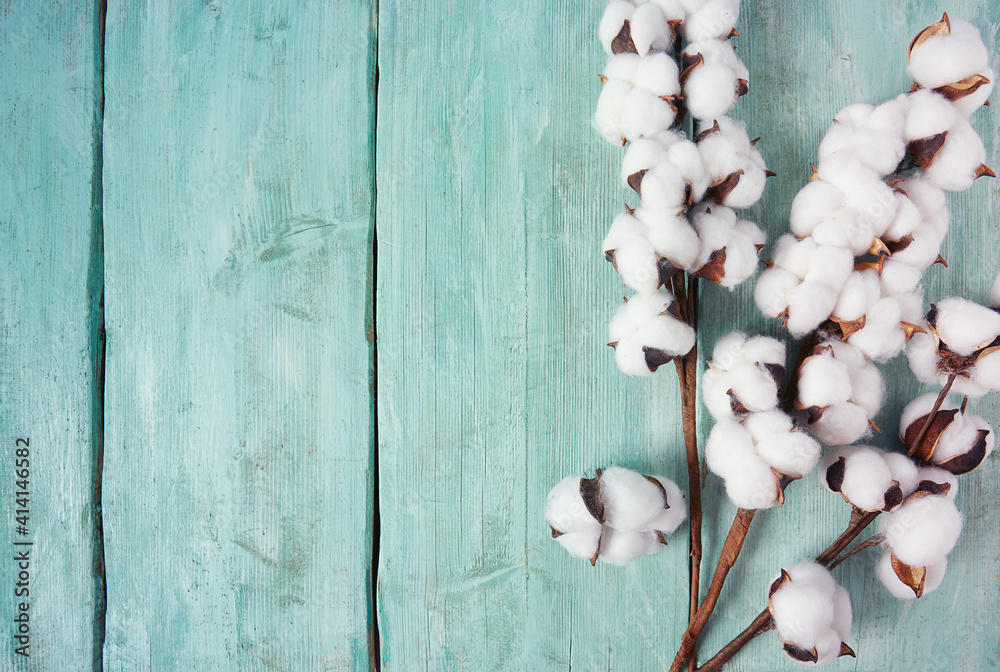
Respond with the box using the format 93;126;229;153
101;2;376;670
0;2;103;670
376;0;1000;670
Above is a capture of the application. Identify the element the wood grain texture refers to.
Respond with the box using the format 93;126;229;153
101;2;376;669
0;2;103;670
377;0;1000;670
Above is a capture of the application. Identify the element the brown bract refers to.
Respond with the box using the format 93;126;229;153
908;12;951;59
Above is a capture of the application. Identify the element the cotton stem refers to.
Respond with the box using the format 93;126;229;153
669;508;756;672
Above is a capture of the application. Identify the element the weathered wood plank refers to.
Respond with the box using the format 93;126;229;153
377;0;999;669
0;2;103;669
102;2;376;669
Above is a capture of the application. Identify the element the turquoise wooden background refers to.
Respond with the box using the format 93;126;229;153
1;1;997;670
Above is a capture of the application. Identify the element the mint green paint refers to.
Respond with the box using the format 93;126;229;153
376;0;999;670
101;1;375;670
2;0;998;669
0;2;103;669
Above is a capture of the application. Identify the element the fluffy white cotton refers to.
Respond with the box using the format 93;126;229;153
622;132;710;202
810;403;872;447
647;475;689;534
595;55;681;143
703;332;784;420
786;282;839;338
600;1;675;57
823;446;895;512
992;271;1000;308
899;393;994;472
769;562;852;666
546;475;602;535
934;297;1000;355
797;351;853;408
880;493;963;567
877;551;947;599
554;528;602;560
697;117;769;208
903;88;960;142
687;203;764;287
603;211;660;293
833;270;881;322
682;0;740;41
815;154;898;226
818;99;908;176
753;424;822;479
705;418;780;509
950;66;995;116
601;466;668;531
846;297;908;362
882;452;921;497
924;116;988;191
609;290;696;376
684;64;741;121
598;527;663;565
754;267;799;318
916;466;959;500
634;207;702;269
908;18;990;89
789;180;844;239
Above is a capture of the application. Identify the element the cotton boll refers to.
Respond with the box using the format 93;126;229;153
599;2;640;55
882;452;920;498
640;161;693;209
621;136;671;189
727;364;780;411
644;0;687;22
682;0;740;41
810;403;872;447
743;336;786;368
934;297;1000;355
703;368;739;420
594;79;633;144
711;330;750;366
815;155;897;224
771;234;817;279
880;494;962;567
648;476;688;534
723;163;768;209
705;419;756;479
900;174;948;221
744;410;794;441
629;3;676;56
898;393;942;436
601;466;668;531
932;412;991;463
635;208;702;269
754;267;798;318
667;138;711;201
619;88;678;141
846;297;907;362
905;332;940;385
790;181;844;238
842;356;884;418
888;223;945;270
908;19;990;89
950;66;995;116
771;584;835;651
598;527;662;565
971;351;1000;393
685;39;748;80
879;260;922;297
546;475;603;535
831;586;852;644
756;430;821;479
785;282;838;338
684;64;741;121
609;290;696;376
723;459;780;509
633;52;682;97
817;104;906;176
603;212;660;293
838;447;894;511
877;551;948;599
924;117;988;191
883;192;922;241
833;271;880;322
554;529;603;560
797;351;852;408
804;245;854;290
810;208;876;255
903;89;960;142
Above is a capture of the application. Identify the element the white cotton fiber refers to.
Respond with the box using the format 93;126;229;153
934;297;1000;355
634;52;683;97
723;460;780;509
594;79;633;144
883;192;922;241
705;418;780;509
846;297;907;362
790;180;844;238
882;452;920;498
546;475;603;534
924;116;987;191
635;207;702;269
609;290;696;376
727;365;779;411
905;332;941;385
599;2;640;55
682;0;740;41
902;89;960;142
810;208;875;255
838;447;894;511
630;3;676;55
684;65;741;121
754;267;798;318
554;529;602;560
646;0;687;22
817;100;907;176
601;466;667;531
755;429;821;479
803;245;854;290
620;88;678;141
641;162;695;209
877;551;947;599
769;562;850;663
880;494;962;567
598;527;662;565
992;271;1000;308
833;271;880;322
786;282;839;338
810;402;872;448
797;354;852;408
622;136;670;188
697;117;769;207
743;336;785;368
603;211;660;293
770;234;816;279
648;475;688;534
815;155;897;224
971;351;1000;394
898;393;941;438
879;259;921;297
908;18;990;89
